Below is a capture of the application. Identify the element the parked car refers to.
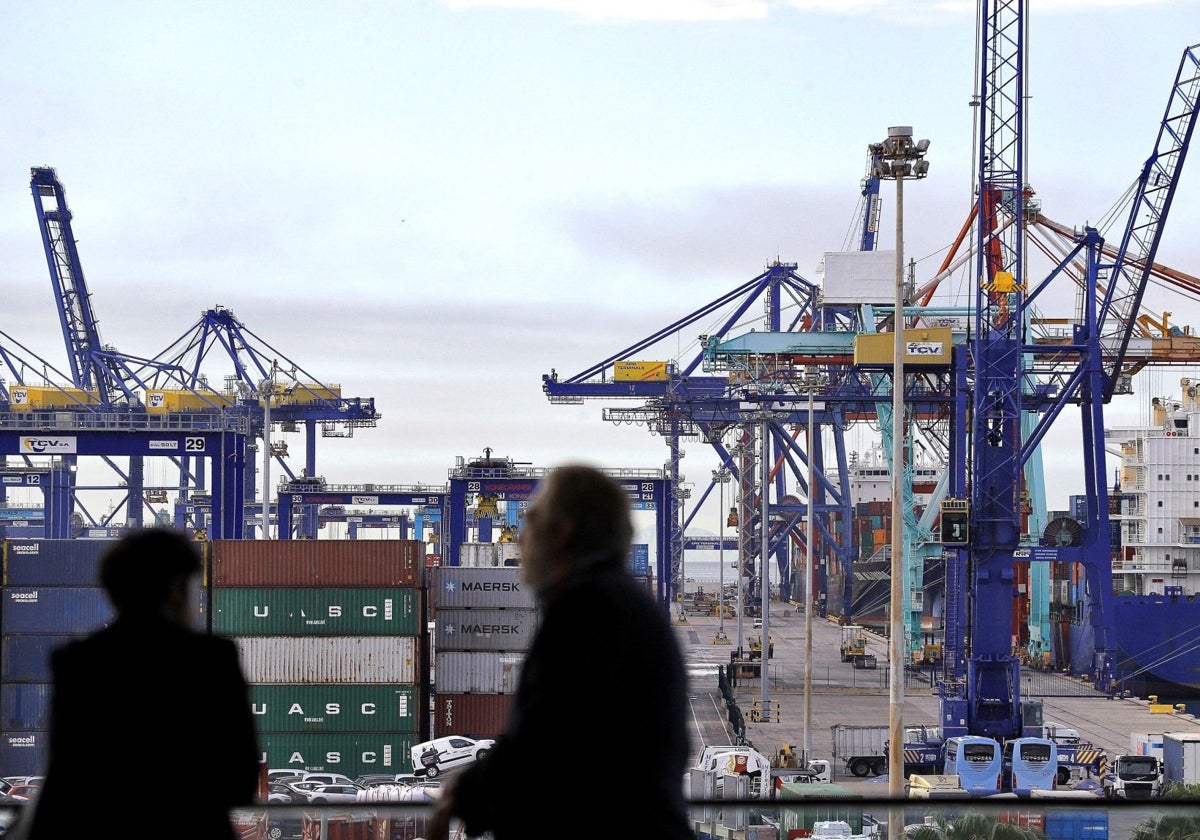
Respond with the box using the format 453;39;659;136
266;782;311;804
355;773;418;788
7;785;41;801
297;772;356;787
304;783;365;804
410;736;495;778
285;780;325;798
268;769;305;784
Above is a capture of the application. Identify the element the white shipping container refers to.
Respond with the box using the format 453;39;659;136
436;651;524;693
235;636;417;684
434;608;537;651
431;566;534;610
459;542;497;567
1131;732;1164;759
495;543;520;566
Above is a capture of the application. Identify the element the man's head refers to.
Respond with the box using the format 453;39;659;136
518;464;632;595
100;527;202;624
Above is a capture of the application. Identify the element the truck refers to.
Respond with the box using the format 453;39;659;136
839;625;868;663
831;723;887;778
1162;731;1200;786
1103;753;1164;799
692;745;774;800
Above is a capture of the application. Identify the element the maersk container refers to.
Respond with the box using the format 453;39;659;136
435;651;524;693
1163;731;1200;785
211;540;420;587
3;539;111;586
249;684;418;733
213;588;418;636
0;731;46;776
433;693;513;740
430;567;534;610
1;635;77;682
458;542;496;567
259;732;416;778
433;608;537;652
2;587;112;634
235;636;417;684
1;682;51;731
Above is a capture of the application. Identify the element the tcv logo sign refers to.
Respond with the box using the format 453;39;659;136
19;436;77;454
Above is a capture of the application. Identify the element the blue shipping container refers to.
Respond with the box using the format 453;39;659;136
3;539;112;586
0;635;78;682
1;587;113;634
1;683;51;731
0;731;46;777
628;544;650;576
1044;810;1108;840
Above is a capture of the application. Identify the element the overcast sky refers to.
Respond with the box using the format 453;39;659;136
3;0;1200;524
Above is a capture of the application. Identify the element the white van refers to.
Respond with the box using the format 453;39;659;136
410;735;495;777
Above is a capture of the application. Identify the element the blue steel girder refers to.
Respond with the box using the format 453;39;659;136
1098;44;1200;400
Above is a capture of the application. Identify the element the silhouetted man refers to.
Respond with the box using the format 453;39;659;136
428;465;692;840
29;528;260;840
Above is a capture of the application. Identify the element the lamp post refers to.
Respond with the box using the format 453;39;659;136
803;369;822;763
713;467;732;645
870;126;929;806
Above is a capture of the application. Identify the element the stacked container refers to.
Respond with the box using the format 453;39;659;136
0;539;117;774
429;561;537;739
211;540;424;779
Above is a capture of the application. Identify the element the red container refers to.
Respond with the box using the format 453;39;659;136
212;540;420;587
433;693;513;740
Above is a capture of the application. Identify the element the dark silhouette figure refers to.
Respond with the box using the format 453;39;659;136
428;465;692;840
28;528;260;840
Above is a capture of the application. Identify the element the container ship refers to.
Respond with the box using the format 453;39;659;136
1052;380;1200;699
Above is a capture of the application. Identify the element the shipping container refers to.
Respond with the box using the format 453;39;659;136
259;732;416;778
214;588;419;636
0;730;46;776
458;543;496;568
429;567;533;610
434;651;524;694
211;540;420;588
2;587;112;634
1;682;51;731
1;635;78;682
495;543;520;567
3;539;112;586
777;782;863;837
433;609;537;652
432;693;513;740
235;636;417;684
249;684;417;733
144;389;233;414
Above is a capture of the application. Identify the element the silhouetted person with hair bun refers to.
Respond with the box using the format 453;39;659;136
28;528;260;840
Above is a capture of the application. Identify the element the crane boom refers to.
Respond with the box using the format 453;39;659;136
30;166;120;402
1098;45;1200;400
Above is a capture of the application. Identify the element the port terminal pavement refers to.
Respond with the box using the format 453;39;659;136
675;605;1200;791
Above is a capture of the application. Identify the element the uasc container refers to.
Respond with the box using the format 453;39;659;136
211;540;420;588
250;684;418;733
259;732;416;779
214;587;419;636
235;636;417;684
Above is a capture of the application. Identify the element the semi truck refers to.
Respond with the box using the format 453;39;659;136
831;723;887;777
1103;754;1164;799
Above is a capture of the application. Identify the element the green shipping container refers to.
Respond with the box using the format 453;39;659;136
213;588;419;635
260;733;417;778
250;684;418;733
778;782;863;835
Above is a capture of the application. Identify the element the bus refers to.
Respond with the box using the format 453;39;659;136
941;736;1002;796
1003;737;1058;795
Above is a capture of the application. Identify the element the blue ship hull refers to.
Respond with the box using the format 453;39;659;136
1066;594;1200;698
